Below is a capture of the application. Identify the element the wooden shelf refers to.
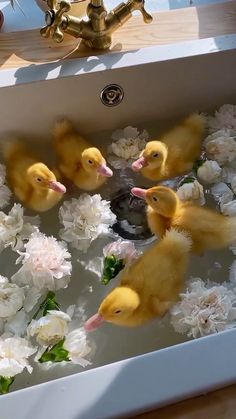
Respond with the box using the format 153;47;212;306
0;1;236;70
136;383;236;419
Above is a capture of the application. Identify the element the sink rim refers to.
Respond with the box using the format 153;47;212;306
1;34;236;89
0;327;235;418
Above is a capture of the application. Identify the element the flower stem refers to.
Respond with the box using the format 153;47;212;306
0;377;14;394
38;338;70;363
32;291;60;320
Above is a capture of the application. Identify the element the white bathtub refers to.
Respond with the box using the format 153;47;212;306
0;34;236;418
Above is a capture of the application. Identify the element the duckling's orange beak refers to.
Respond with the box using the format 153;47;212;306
84;313;105;332
132;156;148;172
97;164;113;178
131;187;147;200
48;180;66;194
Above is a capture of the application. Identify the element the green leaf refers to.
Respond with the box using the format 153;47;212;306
193;158;206;174
32;291;60;320
179;176;196;187
39;338;70;363
0;377;14;394
102;255;125;285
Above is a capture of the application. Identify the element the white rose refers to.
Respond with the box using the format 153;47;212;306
221;166;236;183
204;130;236;165
220;200;236;216
197;160;222;184
211;182;234;204
108;126;148;169
64;328;91;367
177;180;205;206
27;310;71;346
208;105;236;134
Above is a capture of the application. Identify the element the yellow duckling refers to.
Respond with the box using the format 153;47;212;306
132;114;206;181
2;139;66;212
132;185;236;254
53;119;113;191
85;228;192;330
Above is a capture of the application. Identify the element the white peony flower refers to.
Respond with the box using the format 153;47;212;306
23;287;44;313
64;328;91;367
59;195;116;252
177;179;205;206
204;129;236;165
220;200;236;216
197;160;222;184
107;126;148;169
171;278;236;338
12;232;72;291
0;276;24;318
208;104;236;134
27;310;71;346
221;166;236;184
0;204;40;253
0;335;36;377
103;239;140;262
211;182;234;204
4;310;29;337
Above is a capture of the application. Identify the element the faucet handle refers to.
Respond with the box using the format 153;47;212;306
40;0;71;43
140;4;153;23
128;0;153;23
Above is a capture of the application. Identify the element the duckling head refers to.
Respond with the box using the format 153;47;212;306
132;141;168;172
132;185;178;218
27;163;66;193
81;147;113;177
84;287;140;331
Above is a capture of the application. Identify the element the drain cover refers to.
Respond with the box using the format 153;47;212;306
100;84;124;107
110;188;153;241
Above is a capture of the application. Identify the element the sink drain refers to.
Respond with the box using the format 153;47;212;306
100;84;124;107
110;188;154;241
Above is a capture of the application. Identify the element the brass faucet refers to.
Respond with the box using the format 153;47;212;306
40;0;153;49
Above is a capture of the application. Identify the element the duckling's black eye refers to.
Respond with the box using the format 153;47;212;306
114;310;121;314
153;196;158;202
37;178;42;182
88;160;93;165
153;153;159;158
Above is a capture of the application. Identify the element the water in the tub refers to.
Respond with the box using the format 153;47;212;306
0;117;234;392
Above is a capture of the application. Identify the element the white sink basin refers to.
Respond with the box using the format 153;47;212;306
0;36;236;418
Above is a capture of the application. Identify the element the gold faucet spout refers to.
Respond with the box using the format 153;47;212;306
40;0;152;49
